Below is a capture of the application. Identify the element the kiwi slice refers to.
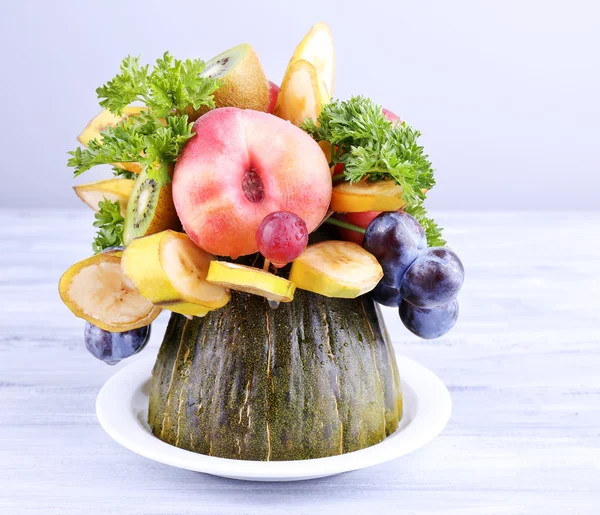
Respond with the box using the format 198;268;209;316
123;169;179;245
191;44;269;118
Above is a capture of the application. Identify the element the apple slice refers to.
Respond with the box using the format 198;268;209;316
290;241;383;298
121;230;230;317
289;22;335;97
73;178;135;216
275;59;329;127
206;261;296;303
78;107;146;174
59;252;162;332
331;180;409;212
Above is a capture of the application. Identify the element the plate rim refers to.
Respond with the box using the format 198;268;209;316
96;353;451;481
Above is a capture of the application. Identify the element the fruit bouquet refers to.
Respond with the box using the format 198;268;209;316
59;23;464;461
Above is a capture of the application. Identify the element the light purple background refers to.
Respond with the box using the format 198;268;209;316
1;0;598;210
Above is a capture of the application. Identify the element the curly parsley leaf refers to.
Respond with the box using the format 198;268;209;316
96;52;221;117
112;166;137;180
404;204;446;247
303;96;444;245
92;199;124;254
67;111;194;185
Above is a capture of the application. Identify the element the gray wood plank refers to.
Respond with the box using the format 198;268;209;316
1;209;599;514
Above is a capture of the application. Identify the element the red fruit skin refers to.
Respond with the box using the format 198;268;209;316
333;162;345;175
382;108;400;124
257;211;308;267
267;81;280;114
334;211;382;245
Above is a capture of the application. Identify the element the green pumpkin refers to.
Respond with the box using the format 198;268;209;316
148;289;402;461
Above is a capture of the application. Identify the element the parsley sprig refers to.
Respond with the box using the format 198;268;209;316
92;200;124;254
112;166;137;180
302;96;445;246
96;53;220;117
67;111;194;185
67;52;219;185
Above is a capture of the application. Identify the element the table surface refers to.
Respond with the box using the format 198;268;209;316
1;209;599;515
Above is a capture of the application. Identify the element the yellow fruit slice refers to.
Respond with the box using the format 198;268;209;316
73;178;135;216
290;22;335;97
331;180;407;212
275;59;329;127
206;261;296;303
77;107;146;174
121;231;230;316
290;241;383;298
59;252;162;332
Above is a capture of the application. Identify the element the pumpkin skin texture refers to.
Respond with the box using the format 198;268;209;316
148;289;402;461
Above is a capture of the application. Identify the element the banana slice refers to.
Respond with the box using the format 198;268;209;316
73;178;135;216
331;180;407;212
289;22;335;97
77;107;146;174
206;261;296;303
59;252;162;332
121;230;230;316
275;59;329;127
289;241;383;298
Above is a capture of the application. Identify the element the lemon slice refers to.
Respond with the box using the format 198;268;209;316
207;261;296;303
121;230;230;317
290;241;383;298
290;22;335;97
73;178;135;216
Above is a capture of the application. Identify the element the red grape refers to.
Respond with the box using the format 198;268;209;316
256;211;308;267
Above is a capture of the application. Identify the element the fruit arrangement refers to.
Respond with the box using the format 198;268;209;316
60;21;464;367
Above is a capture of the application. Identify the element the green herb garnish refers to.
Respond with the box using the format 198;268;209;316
92;199;124;254
302;96;444;245
96;53;220;117
111;166;137;180
67;52;220;186
67;111;194;185
404;204;446;247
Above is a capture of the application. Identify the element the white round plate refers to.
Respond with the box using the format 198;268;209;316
97;354;451;482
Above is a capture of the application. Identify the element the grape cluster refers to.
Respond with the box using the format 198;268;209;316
364;212;464;339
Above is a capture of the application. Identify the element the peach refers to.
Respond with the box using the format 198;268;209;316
173;107;332;258
267;81;280;114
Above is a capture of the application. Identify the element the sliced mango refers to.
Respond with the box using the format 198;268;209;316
121;231;230;317
207;261;296;303
58;252;162;332
289;22;335;97
73;178;135;216
77;107;146;174
275;59;329;127
331;180;408;212
289;241;383;298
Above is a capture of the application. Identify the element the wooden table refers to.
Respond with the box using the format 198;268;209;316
1;210;599;514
